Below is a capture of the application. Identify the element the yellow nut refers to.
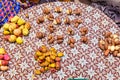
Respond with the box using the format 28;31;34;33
39;55;45;60
13;29;22;36
19;25;25;30
3;23;10;30
16;37;23;44
22;28;29;36
34;69;41;75
45;67;49;71
50;47;57;53
35;51;42;56
57;52;64;57
9;35;17;42
25;22;31;30
50;63;56;68
11;16;20;23
50;55;56;60
17;18;25;25
3;30;10;35
45;57;51;62
0;48;6;55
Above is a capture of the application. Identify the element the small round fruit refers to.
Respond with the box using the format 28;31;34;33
16;37;23;44
0;48;6;55
8;35;17;42
13;29;21;36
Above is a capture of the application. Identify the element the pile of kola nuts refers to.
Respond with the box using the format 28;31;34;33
2;16;31;44
34;45;64;75
0;48;10;71
98;31;120;57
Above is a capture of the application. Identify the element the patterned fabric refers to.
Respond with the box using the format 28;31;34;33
91;1;120;27
0;2;119;80
0;0;20;26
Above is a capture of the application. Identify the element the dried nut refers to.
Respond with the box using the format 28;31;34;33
70;43;74;48
13;29;21;36
39;16;44;23
47;14;54;21
57;40;63;44
70;38;75;43
0;66;9;71
25;14;29;18
110;34;119;39
110;45;115;52
99;43;105;50
25;22;31;30
64;17;70;24
99;40;105;44
48;35;54;44
48;24;55;33
40;67;45;73
36;19;40;24
115;46;120;50
66;8;72;15
74;23;79;28
81;31;86;36
113;51;118;57
103;31;112;38
104;49;110;56
114;38;120;45
57;35;64;40
67;27;74;35
48;38;54;44
36;32;45;39
73;8;82;15
34;70;41;75
55;6;62;13
48;34;52;40
80;36;88;43
117;53;120;57
53;17;61;24
43;7;50;14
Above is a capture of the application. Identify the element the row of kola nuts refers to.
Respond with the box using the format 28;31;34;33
34;45;64;75
99;31;120;57
2;16;31;44
36;6;82;27
36;26;88;48
0;48;10;71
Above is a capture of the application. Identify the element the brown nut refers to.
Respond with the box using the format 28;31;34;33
48;34;53;40
47;13;54;21
57;40;63;44
48;38;54;44
39;16;44;23
70;43;74;48
114;38;120;45
43;7;50;14
117;53;120;57
53;17;61;25
80;27;88;35
73;8;82;15
113;51;118;57
55;6;62;13
110;34;119;39
64;17;70;24
103;31;112;38
66;8;72;15
70;38;75;44
48;24;55;33
104;49;110;56
80;36;88;43
67;27;74;35
57;35;64;40
36;32;45;39
74;23;79;28
36;19;40;24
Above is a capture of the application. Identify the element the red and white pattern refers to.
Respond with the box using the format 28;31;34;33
0;2;120;80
